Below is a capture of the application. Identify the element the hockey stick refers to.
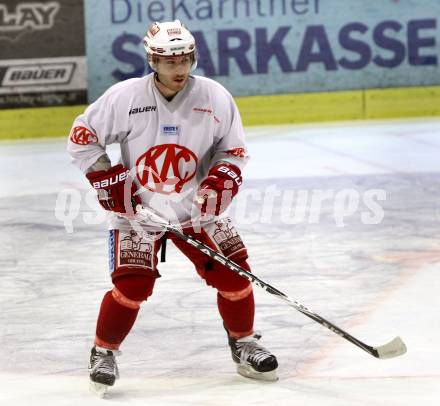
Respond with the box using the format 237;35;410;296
133;205;407;359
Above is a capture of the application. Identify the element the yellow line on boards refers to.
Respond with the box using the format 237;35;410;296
1;85;440;140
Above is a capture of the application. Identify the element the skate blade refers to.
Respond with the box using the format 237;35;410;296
236;365;278;382
89;381;110;398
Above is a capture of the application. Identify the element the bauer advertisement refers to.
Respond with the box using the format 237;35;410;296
0;0;87;108
84;0;440;102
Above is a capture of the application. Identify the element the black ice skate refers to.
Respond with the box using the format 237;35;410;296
227;330;278;381
88;346;120;397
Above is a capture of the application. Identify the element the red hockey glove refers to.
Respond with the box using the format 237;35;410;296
86;164;141;214
196;163;242;216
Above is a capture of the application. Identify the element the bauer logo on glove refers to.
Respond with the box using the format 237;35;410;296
86;164;141;214
90;170;130;189
196;162;242;216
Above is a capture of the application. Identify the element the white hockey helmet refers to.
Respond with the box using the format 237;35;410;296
143;20;197;71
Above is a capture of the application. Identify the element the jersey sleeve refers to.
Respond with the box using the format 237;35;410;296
211;91;249;172
67;87;129;173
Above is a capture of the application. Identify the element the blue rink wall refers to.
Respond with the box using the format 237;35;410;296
85;0;440;101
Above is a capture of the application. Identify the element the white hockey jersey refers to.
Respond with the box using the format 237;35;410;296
67;73;249;230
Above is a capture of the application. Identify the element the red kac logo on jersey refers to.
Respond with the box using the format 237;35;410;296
136;144;198;194
69;126;98;145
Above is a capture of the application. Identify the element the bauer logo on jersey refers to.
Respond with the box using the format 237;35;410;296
161;125;180;136
129;106;157;116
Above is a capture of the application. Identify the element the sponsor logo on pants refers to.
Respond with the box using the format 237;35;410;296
119;231;153;268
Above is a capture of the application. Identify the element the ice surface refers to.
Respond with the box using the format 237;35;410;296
1;118;439;405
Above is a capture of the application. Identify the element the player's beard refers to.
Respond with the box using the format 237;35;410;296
157;72;189;94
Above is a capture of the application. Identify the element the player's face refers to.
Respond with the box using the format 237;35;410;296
155;54;192;92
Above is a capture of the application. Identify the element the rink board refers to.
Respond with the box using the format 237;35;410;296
1;85;440;139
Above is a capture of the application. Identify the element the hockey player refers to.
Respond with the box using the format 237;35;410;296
67;20;278;396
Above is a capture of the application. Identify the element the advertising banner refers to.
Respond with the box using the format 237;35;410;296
0;0;87;108
84;0;440;102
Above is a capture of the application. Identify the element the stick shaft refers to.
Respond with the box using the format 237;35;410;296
161;221;379;357
133;207;405;359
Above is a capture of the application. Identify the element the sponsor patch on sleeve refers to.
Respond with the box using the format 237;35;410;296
225;147;247;158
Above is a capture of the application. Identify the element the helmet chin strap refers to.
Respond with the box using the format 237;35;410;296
154;72;175;92
154;72;163;85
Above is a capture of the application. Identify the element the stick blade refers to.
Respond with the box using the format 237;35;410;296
375;336;407;359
